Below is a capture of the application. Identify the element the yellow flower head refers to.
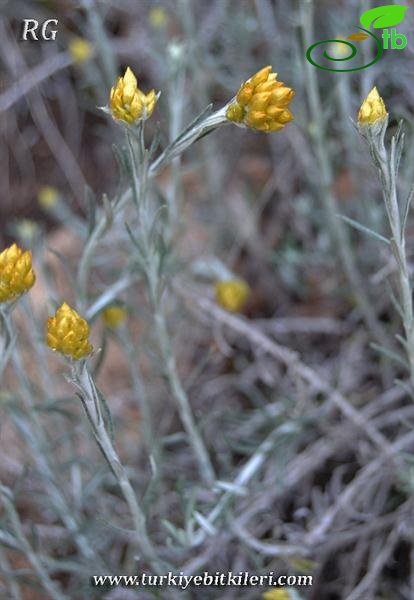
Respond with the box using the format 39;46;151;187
109;67;158;124
37;185;59;209
215;279;250;312
0;243;36;304
358;86;388;126
226;66;295;132
47;303;93;360
102;305;127;328
68;37;93;64
149;7;168;28
263;590;291;600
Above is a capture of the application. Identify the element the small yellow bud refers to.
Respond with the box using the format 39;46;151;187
262;590;291;600
47;303;93;360
215;279;250;313
148;7;168;28
68;37;93;64
37;185;59;209
226;66;294;132
102;305;127;328
0;243;36;304
109;67;159;125
358;86;388;126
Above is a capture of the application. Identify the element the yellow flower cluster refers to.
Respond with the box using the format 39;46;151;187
358;86;388;126
226;66;294;132
215;279;250;312
110;67;158;124
0;243;35;304
46;303;93;360
13;64;299;363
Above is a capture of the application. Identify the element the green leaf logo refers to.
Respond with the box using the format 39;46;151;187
360;5;408;29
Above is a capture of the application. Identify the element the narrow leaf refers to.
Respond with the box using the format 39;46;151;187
112;143;129;178
148;123;161;160
401;183;414;238
370;342;409;369
386;280;404;320
338;214;390;244
85;186;96;235
390;238;404;271
102;193;113;229
173;104;213;145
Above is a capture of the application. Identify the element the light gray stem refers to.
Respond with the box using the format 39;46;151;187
372;136;414;386
153;309;216;485
301;0;390;350
127;123;216;486
76;364;164;574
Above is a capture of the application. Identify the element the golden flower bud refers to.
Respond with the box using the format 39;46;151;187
109;67;158;124
0;243;36;304
102;305;127;328
358;86;388;126
215;279;250;313
47;303;93;360
226;66;294;132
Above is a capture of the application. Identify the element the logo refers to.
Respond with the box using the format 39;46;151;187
21;19;59;41
306;5;408;72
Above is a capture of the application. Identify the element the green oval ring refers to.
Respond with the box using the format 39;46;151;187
306;27;383;72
